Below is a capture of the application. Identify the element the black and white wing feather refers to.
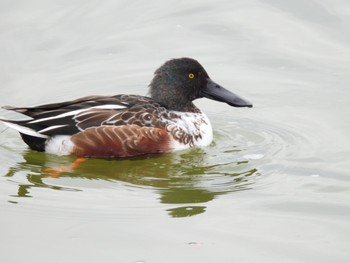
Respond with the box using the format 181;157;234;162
1;95;165;138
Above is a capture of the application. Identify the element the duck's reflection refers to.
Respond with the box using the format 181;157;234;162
5;149;259;217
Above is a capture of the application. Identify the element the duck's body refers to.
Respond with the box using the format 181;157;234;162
3;94;213;157
0;58;252;158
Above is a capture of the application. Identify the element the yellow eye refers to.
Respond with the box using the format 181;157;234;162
188;73;195;79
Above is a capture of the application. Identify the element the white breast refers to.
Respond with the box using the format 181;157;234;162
168;111;213;151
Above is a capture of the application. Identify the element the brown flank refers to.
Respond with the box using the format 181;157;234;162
71;125;171;158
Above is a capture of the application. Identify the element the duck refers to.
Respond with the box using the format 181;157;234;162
0;58;252;158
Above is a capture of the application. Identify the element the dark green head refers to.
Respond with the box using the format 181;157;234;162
149;58;252;112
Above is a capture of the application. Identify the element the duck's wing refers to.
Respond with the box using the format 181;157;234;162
1;95;164;137
3;95;153;117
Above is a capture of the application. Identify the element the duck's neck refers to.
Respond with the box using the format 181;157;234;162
158;97;200;113
173;102;200;113
149;84;200;113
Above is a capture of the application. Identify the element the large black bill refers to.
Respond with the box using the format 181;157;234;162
201;79;253;108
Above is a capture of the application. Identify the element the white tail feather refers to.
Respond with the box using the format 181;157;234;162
0;119;48;138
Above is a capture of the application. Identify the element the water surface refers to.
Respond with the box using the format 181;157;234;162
1;1;350;262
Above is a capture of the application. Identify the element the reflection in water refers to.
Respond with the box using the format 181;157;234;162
4;147;260;217
5;151;81;198
167;206;206;217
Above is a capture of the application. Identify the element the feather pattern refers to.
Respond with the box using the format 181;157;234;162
71;125;170;158
1;94;212;156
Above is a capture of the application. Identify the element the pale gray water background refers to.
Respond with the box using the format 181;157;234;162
1;1;350;262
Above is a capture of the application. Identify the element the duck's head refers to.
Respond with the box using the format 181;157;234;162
149;57;252;112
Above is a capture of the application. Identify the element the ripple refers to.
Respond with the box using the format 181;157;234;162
0;115;310;217
211;116;312;187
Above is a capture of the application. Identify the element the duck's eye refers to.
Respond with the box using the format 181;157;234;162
188;73;195;79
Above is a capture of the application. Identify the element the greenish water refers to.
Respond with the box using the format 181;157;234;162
2;118;264;218
1;1;350;262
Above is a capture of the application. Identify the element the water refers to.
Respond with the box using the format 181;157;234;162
1;1;350;262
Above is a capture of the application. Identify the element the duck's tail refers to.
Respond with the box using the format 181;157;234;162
0;118;48;138
0;118;48;152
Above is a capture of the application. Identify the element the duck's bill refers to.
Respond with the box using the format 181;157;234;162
202;79;253;108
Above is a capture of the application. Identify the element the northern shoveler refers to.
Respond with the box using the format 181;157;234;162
0;58;252;158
